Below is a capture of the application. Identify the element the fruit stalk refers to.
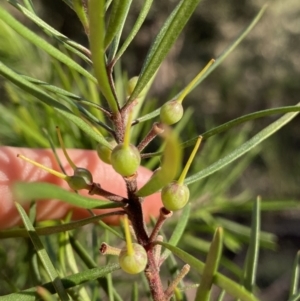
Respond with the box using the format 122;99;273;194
137;122;164;152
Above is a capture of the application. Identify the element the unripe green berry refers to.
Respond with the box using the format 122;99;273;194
67;176;87;190
74;167;93;185
67;167;93;190
161;182;190;211
127;76;147;98
111;144;141;176
160;100;184;125
127;76;139;96
118;243;148;274
96;138;117;164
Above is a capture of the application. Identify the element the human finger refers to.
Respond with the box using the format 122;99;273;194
0;146;161;229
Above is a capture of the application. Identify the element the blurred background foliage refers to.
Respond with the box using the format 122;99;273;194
0;0;300;300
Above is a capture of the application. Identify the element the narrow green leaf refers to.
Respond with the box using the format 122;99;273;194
72;0;89;35
61;236;81;284
160;3;269;109
22;74;113;132
58;110;111;147
35;287;56;301
0;6;95;81
61;0;73;10
0;61;69;111
107;0;133;63
160;204;191;261
0;264;119;301
214;217;275;250
105;0;113;10
185;104;300;185
289;251;300;298
0;104;49;147
288;292;300;301
13;182;122;209
131;282;139;301
128;0;202;103
139;1;180;74
0;211;124;239
57;229;68;280
157;242;259;301
134;107;160;124
0;62;111;148
137;128;182;196
243;197;261;292
207;200;300;213
63;232;83;274
69;234;98;269
8;0;92;63
135;3;269;123
217;290;226;301
97;220;124;240
195;227;224;301
183;234;210;251
114;0;153;63
104;0;132;50
88;0;118;112
186;3;269;94
106;272;114;301
182;105;300;149
138;101;300;130
22;0;35;13
15;203;70;301
112;291;123;301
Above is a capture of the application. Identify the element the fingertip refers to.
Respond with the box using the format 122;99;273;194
0;147;162;228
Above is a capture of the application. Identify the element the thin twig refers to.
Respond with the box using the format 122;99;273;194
88;183;127;203
149;208;172;243
164;264;190;301
137;122;164;152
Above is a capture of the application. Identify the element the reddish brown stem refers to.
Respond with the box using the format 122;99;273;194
88;183;127;203
137;122;164;152
140;151;162;159
107;97;166;300
123;174;149;245
145;248;166;301
149;208;172;243
111;111;125;143
164;264;190;300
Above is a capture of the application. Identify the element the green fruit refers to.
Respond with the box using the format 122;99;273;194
111;144;141;176
161;182;190;211
127;76;147;98
160;100;183;125
127;76;139;96
118;243;148;274
67;176;88;190
67;167;93;190
97;138;117;164
74;167;93;185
